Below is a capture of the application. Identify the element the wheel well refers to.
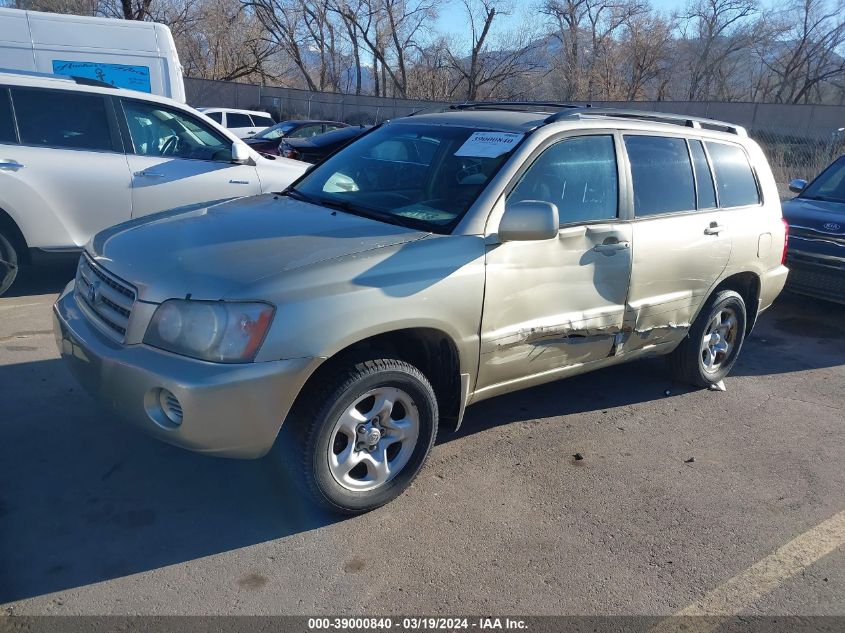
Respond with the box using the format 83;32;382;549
300;328;463;433
0;207;29;264
714;272;761;335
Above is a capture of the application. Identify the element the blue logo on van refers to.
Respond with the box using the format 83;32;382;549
51;60;152;93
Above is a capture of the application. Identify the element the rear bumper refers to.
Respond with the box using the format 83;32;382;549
53;283;321;458
785;251;845;305
758;265;790;312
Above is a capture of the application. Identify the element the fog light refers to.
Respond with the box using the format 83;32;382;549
145;387;183;429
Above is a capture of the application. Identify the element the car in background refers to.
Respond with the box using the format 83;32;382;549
244;119;349;155
782;155;845;304
0;70;307;296
279;125;371;163
196;108;276;139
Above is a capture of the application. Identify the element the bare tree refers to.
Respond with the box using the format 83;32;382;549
618;12;674;100
680;0;759;100
758;0;845;103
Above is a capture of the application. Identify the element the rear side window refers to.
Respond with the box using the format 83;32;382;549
625;135;695;216
226;113;253;128
205;111;223;124
689;140;717;209
0;89;16;144
705;141;760;207
251;114;274;128
510;135;618;224
12;88;112;151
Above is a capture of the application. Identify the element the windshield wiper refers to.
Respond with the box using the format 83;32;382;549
282;187;322;205
802;194;845;203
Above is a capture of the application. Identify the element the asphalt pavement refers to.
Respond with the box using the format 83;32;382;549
1;263;843;616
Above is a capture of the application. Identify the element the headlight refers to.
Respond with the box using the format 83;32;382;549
144;300;275;363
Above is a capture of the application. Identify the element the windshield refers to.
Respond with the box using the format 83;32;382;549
289;123;521;232
802;156;845;205
255;122;298;140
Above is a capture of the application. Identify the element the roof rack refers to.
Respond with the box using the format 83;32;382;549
407;100;746;136
408;101;584;117
546;107;747;136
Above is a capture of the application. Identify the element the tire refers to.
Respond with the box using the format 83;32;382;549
667;290;747;388
0;230;20;297
285;358;438;515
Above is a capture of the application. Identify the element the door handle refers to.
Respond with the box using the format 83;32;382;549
704;222;726;235
0;159;24;170
133;171;165;178
593;239;630;254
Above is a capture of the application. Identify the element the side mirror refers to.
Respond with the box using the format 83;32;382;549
232;142;251;164
788;178;807;194
498;200;559;242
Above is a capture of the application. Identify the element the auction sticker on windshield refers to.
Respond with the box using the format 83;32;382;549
454;132;523;158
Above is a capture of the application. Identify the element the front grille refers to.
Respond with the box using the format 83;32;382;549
790;225;845;247
74;255;137;341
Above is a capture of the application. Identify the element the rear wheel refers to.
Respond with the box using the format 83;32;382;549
287;358;438;514
667;290;747;387
0;230;19;297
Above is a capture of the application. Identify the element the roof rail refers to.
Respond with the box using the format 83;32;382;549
545;107;747;136
408;101;584;117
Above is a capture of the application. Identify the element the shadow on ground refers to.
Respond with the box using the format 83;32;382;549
4;262;78;298
0;291;842;604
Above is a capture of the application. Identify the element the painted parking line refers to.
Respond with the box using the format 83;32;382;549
652;508;845;633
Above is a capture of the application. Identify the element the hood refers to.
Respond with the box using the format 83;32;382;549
782;197;845;236
89;195;429;303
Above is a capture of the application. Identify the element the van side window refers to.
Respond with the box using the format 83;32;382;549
689;140;717;209
625;135;695;216
122;100;231;162
0;89;16;144
12;88;112;152
509;135;618;224
205;112;223;124
706;141;760;207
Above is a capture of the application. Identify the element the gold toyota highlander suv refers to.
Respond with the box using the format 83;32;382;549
54;104;789;513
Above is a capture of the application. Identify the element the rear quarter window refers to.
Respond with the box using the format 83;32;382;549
11;88;113;152
0;89;15;143
251;115;274;128
705;141;760;207
625;135;696;216
227;113;253;128
205;111;223;124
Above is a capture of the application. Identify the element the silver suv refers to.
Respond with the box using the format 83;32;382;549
53;104;789;513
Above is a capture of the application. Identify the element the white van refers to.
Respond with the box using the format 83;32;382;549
0;7;185;102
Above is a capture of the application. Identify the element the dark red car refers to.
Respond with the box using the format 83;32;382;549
244;120;348;155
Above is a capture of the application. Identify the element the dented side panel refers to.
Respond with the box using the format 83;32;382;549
622;211;732;354
476;223;633;389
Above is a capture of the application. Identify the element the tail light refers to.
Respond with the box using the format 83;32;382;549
280;145;301;160
781;218;789;265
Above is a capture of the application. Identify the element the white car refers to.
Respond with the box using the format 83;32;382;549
0;70;308;295
197;108;276;139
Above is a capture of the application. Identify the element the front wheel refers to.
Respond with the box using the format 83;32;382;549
0;230;20;297
667;289;747;387
289;358;438;514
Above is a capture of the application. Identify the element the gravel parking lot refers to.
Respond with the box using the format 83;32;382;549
1;264;843;616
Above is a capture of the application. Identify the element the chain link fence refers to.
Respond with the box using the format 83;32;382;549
185;78;845;195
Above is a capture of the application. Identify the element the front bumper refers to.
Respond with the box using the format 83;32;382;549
53;283;321;458
785;251;845;305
